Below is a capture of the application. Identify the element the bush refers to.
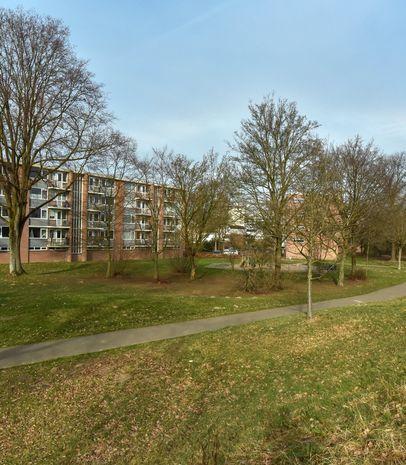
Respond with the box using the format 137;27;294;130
349;267;367;281
170;255;192;274
240;268;275;293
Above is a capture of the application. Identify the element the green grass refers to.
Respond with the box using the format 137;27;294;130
1;300;404;464
0;257;406;346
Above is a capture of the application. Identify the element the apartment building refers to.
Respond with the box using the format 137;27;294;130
0;169;179;264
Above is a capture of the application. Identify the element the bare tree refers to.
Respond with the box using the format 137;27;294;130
131;147;171;282
327;136;383;286
231;95;319;288
0;8;111;275
391;197;406;270
166;151;229;280
291;156;333;318
89;131;137;278
380;153;406;263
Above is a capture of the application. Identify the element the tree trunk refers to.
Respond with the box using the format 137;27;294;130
337;253;345;287
9;226;24;275
398;246;402;271
229;255;235;271
106;239;114;278
391;242;397;261
190;255;196;280
365;241;370;278
153;251;160;282
273;238;282;289
307;258;313;319
9;214;25;276
351;253;356;274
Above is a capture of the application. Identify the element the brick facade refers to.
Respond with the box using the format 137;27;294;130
0;170;179;264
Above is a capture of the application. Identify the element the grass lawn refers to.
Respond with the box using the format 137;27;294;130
0;257;406;346
0;300;404;464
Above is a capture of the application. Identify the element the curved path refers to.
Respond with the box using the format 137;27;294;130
1;282;405;369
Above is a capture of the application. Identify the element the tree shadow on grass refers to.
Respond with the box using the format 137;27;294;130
38;262;94;275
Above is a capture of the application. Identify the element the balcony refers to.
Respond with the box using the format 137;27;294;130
48;219;69;227
134;190;149;199
48;199;70;209
135;207;151;215
164;209;176;217
47;238;69;248
87;202;106;211
29;218;48;227
134;238;150;247
88;184;103;193
88;220;105;229
48;180;68;190
136;223;151;231
88;184;115;194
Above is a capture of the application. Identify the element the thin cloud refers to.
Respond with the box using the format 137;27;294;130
151;0;238;43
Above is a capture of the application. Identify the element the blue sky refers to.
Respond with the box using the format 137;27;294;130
2;0;406;157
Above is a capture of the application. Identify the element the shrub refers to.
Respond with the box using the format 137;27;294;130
349;267;367;281
240;268;275;293
170;255;192;274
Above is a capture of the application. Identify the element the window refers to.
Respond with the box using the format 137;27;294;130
0;226;9;238
49;229;67;239
137;200;148;209
30;208;47;219
51;172;67;182
29;228;42;238
30;187;47;200
1;206;8;217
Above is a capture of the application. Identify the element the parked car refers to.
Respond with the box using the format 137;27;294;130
223;248;239;255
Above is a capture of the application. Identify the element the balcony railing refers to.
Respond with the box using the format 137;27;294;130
48;219;69;227
88;220;105;229
134;190;149;199
49;199;70;208
136;223;151;230
135;207;151;215
164;209;176;216
29;218;48;226
47;238;69;248
88;184;115;194
87;202;106;210
48;180;68;190
134;239;150;246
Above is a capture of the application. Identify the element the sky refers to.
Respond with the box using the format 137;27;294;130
2;0;406;157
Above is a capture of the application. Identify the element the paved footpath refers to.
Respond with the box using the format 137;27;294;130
1;282;406;369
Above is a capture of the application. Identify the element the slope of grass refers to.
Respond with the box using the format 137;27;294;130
0;257;405;346
0;300;405;464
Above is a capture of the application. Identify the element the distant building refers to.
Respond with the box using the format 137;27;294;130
0;169;179;264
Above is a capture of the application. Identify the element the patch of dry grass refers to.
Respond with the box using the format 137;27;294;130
0;299;405;464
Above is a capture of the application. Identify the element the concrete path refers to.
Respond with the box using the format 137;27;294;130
1;282;405;369
207;262;309;272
